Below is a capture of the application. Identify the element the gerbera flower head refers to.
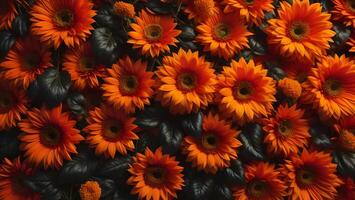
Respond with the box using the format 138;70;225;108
156;49;217;114
127;147;184;200
332;0;355;28
196;10;252;59
0;157;40;200
79;181;101;200
63;42;106;91
223;0;274;25
102;57;154;114
113;1;135;18
128;10;181;57
263;105;310;157
19;105;84;169
281;150;342;200
278;78;302;100
302;55;355;119
0;0;17;30
30;0;96;48
0;36;52;89
182;0;218;23
84;105;139;158
217;58;276;123
0;83;27;130
233;162;287;200
182;113;241;174
267;0;335;61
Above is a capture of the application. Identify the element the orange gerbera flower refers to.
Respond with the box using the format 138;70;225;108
0;157;40;200
278;78;302;100
0;36;52;89
0;83;27;130
217;58;276;123
0;0;17;30
102;57;154;114
113;1;135;18
30;0;96;48
84;105;138;158
127;147;184;200
233;162;287;200
332;0;355;28
267;0;335;61
196;10;252;59
281;150;342;200
19;105;84;169
79;181;101;200
223;0;274;25
63;42;106;91
263;105;310;157
128;10;181;57
302;55;355;119
155;49;217;114
181;0;219;23
182;113;241;173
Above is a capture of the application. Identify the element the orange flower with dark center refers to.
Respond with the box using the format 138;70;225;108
30;0;96;48
267;0;335;61
182;0;218;23
281;150;342;200
63;42;106;91
0;157;40;200
223;0;274;25
332;0;355;28
127;147;184;200
113;1;135;18
302;55;355;119
233;162;287;200
217;58;276;123
278;78;302;100
156;49;217;114
263;105;310;157
19;105;84;169
0;36;52;89
102;57;154;113
79;181;101;200
84;105;139;158
182;113;241;173
128;10;181;57
0;0;17;30
0;83;27;130
196;10;252;59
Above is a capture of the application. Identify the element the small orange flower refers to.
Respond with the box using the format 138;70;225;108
128;10;181;57
332;0;355;28
127;147;184;200
0;0;17;30
278;78;302;100
113;1;135;18
79;181;101;200
182;0;218;23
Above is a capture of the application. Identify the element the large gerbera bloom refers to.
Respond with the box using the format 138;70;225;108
182;113;241;173
266;0;335;61
63;42;106;91
233;162;287;200
0;83;27;130
18;105;84;169
0;36;52;89
181;0;219;23
102;57;154;114
156;49;217;114
332;0;355;28
217;58;276;123
281;150;342;200
127;147;184;200
196;10;252;59
30;0;96;48
263;105;310;157
0;157;40;200
223;0;274;25
128;10;181;57
302;55;355;119
0;0;17;30
84;105;139;158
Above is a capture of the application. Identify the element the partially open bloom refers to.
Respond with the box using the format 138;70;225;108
332;0;355;28
79;181;101;200
0;0;17;30
278;78;302;100
113;1;135;18
182;0;218;23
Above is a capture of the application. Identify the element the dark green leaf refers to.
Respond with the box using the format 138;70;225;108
66;92;87;116
239;123;265;161
160;122;183;154
0;129;20;160
0;30;16;59
181;111;203;138
217;160;244;186
24;172;64;200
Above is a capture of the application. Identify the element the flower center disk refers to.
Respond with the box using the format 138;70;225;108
278;120;293;136
145;166;166;186
178;73;197;91
214;23;230;40
144;24;163;41
40;125;62;147
23;54;41;70
54;9;74;27
103;120;122;140
201;133;219;150
234;81;253;100
296;168;315;186
120;75;139;95
324;79;342;96
247;180;267;198
289;22;309;40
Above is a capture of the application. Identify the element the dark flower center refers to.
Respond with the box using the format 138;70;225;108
324;79;342;96
23;54;41;69
145;166;166;186
54;9;74;27
296;168;315;186
11;175;31;195
214;23;230;40
278;120;293;136
247;180;267;198
80;57;95;71
245;0;254;5
40;125;62;147
234;81;253;100
0;92;13;113
144;24;163;41
289;22;309;40
201;133;219;150
178;72;197;91
103;120;122;140
120;75;139;95
296;72;308;83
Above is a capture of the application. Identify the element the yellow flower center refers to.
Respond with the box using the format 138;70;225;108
278;120;293;136
247;180;267;198
178;72;197;91
40;125;62;147
80;57;95;71
103;120;122;140
201;133;219;150
120;75;139;95
324;79;342;96
347;0;355;12
23;54;41;70
289;22;309;40
145;166;166;186
296;168;315;186
234;81;253;100
214;23;230;40
0;92;13;113
144;24;163;41
54;9;74;27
